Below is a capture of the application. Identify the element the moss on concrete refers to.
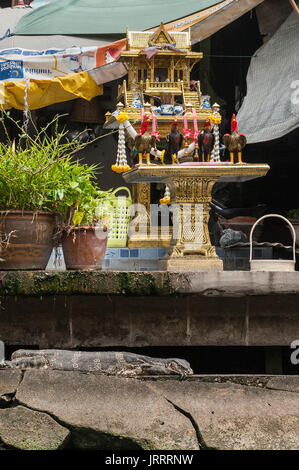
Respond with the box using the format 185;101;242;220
2;270;299;297
0;270;175;297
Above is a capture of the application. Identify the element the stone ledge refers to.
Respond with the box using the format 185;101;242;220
1;270;299;297
0;370;297;450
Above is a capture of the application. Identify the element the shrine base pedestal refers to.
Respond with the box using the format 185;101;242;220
123;164;269;272
158;257;223;272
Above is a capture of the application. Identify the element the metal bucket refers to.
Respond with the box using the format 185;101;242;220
250;214;296;272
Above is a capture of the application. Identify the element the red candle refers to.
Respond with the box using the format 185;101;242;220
183;112;191;138
151;111;156;133
150;110;160;141
192;108;199;140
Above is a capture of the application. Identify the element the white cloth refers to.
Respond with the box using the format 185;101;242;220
237;11;299;143
0;8;117;50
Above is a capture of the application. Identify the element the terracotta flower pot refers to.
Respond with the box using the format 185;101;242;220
0;211;55;270
62;226;108;270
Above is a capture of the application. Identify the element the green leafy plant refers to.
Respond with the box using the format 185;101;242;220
0;112;116;231
287;209;299;220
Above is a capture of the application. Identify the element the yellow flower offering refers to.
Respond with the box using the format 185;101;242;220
116;111;129;123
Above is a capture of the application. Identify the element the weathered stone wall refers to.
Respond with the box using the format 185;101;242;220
0;271;299;347
1;293;299;348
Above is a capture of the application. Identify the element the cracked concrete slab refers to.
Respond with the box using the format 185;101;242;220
1;371;297;450
16;370;198;450
0;370;22;397
0;405;70;450
266;376;299;393
150;381;299;450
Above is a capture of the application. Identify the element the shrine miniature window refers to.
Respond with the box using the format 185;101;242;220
138;69;147;82
174;70;184;82
154;68;168;82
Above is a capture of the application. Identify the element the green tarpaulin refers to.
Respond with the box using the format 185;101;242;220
14;0;224;35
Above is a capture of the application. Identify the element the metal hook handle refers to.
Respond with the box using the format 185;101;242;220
249;214;296;262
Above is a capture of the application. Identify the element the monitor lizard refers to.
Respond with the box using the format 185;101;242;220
0;349;193;378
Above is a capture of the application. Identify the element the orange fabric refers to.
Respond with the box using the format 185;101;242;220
95;38;127;67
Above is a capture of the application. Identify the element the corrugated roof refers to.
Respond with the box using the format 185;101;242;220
0;7;118;50
14;0;225;35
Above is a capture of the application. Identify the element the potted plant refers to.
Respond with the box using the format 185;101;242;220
0;112;112;270
58;169;112;270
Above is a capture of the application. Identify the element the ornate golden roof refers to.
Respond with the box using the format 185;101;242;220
127;22;191;51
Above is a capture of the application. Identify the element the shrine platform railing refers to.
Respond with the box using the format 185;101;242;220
144;79;183;94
